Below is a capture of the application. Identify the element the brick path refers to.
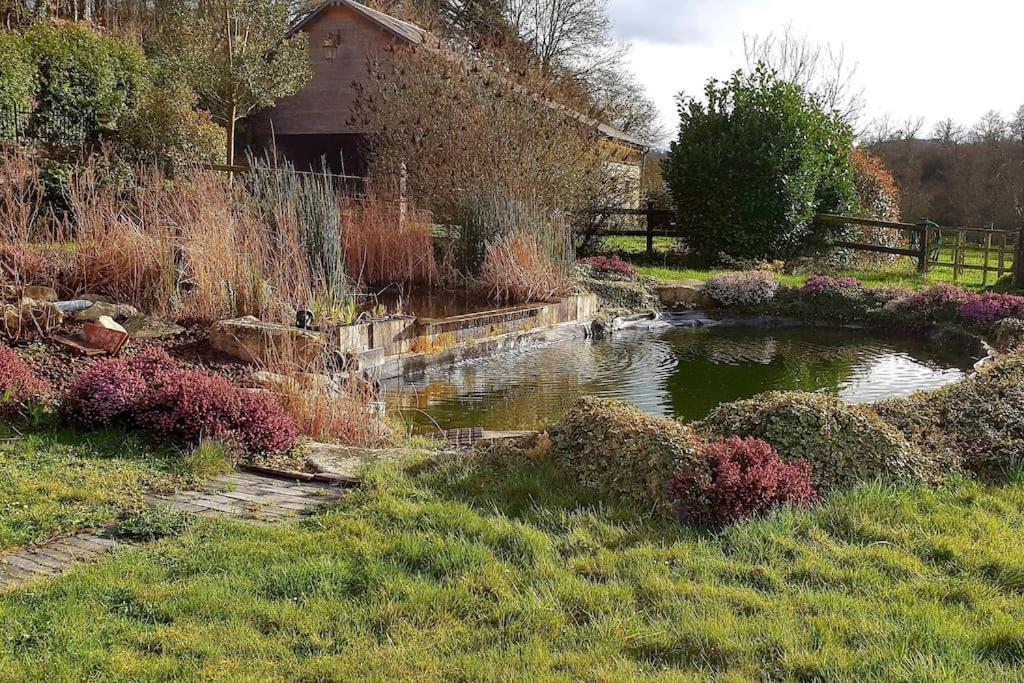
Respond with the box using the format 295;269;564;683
0;471;343;591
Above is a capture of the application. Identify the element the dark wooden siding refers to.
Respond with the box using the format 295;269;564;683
249;4;399;138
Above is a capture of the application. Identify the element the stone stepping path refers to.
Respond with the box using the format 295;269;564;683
0;533;117;588
143;471;343;521
0;471;343;591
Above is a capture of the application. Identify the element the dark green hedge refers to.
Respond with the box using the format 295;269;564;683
665;65;857;263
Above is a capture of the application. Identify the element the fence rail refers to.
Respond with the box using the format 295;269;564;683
816;213;1023;287
589;207;1024;287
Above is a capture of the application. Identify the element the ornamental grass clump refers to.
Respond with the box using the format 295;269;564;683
696;392;938;492
704;270;779;308
549;396;704;515
479;230;573;304
669;437;817;526
0;345;51;419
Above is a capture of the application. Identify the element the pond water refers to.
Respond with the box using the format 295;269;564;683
385;322;981;432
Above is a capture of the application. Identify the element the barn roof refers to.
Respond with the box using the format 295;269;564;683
290;0;428;45
290;0;649;150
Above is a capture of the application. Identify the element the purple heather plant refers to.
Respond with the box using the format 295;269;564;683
801;274;863;295
705;270;779;307
958;292;1024;329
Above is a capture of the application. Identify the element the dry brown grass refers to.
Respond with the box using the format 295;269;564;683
478;231;573;303
0;149;45;245
343;186;437;288
269;375;390;447
1;152;316;321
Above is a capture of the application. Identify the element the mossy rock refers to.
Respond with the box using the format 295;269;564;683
695;391;937;492
549;397;703;514
876;353;1024;478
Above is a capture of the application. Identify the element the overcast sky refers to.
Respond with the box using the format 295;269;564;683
608;0;1024;144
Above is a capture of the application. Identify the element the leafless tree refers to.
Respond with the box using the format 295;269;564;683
743;24;865;125
1011;104;1024;144
499;0;660;141
504;0;618;76
971;109;1009;144
862;114;924;145
933;118;965;147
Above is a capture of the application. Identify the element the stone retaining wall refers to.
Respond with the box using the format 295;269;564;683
210;294;598;380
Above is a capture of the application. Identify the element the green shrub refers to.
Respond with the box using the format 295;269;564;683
549;397;704;514
118;83;224;167
875;354;1024;477
0;31;35;134
696;392;937;492
665;64;857;262
23;23;150;143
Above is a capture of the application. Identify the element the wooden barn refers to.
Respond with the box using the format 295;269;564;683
246;0;649;202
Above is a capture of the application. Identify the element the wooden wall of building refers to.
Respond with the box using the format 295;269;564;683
249;5;397;139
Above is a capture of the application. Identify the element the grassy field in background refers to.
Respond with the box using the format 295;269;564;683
0;428;195;550
599;237;1013;291
2;454;1024;679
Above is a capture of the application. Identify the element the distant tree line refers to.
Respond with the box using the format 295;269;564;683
864;108;1024;229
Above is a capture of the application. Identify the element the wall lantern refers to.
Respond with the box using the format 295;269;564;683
322;31;341;61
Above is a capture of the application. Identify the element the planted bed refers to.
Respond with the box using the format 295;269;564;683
387;318;981;430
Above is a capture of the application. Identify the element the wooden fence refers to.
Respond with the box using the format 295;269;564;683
591;207;1024;287
816;214;1023;287
586;202;676;254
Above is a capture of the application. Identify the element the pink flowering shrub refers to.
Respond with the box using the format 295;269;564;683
881;283;972;326
0;345;51;418
668;437;817;525
801;274;863;295
579;255;638;281
958;293;1024;328
65;348;298;455
705;270;779;307
64;348;178;426
136;369;298;455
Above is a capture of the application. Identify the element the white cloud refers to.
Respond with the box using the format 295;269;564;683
613;0;1024;143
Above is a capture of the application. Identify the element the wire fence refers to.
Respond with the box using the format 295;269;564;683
0;103;98;146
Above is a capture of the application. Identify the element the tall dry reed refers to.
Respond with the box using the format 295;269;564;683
472;193;573;303
479;230;573;303
343;184;437;288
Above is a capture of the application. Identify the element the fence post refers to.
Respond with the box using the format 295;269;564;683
645;200;655;256
1014;228;1024;288
916;220;933;274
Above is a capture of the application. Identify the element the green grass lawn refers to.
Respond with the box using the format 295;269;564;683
636;261;977;290
4;452;1024;680
601;237;1016;291
0;428;193;550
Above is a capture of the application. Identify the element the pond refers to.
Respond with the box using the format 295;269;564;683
385;320;981;432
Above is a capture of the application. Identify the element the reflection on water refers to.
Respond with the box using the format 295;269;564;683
385;325;979;431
